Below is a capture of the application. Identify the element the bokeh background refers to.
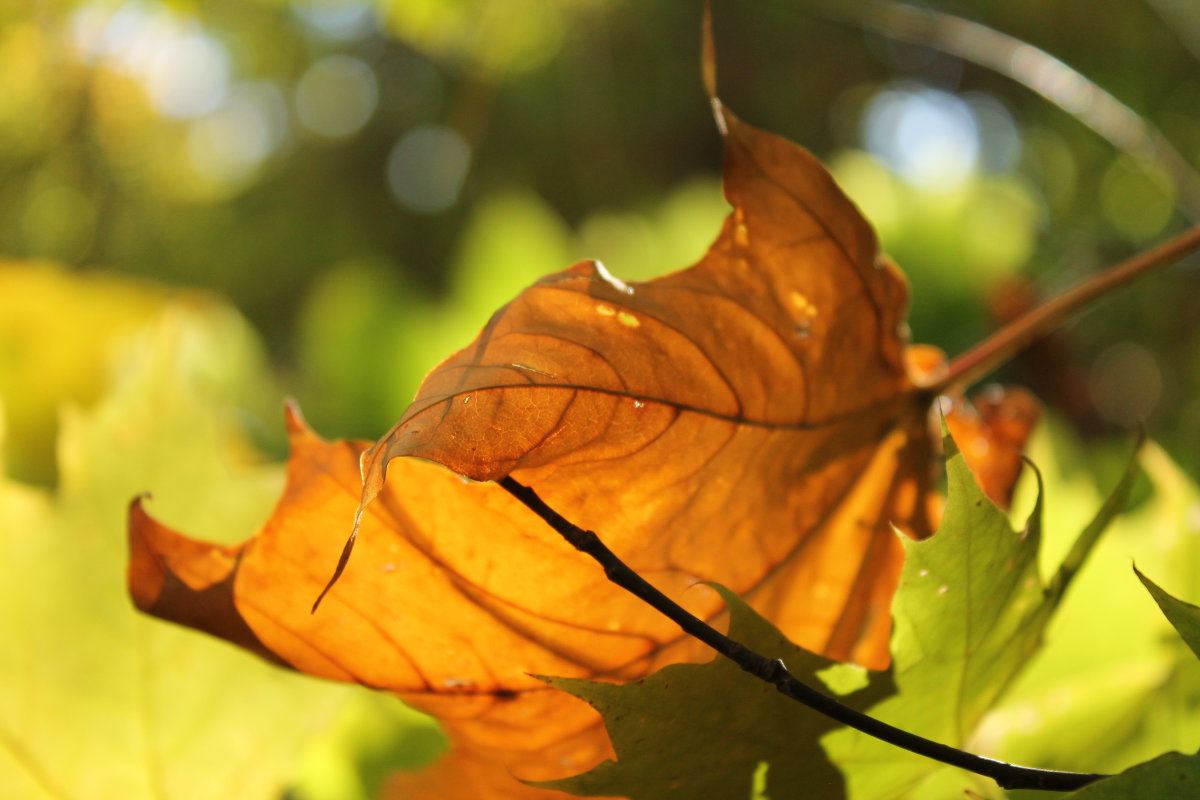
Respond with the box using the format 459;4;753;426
5;0;1200;482
3;1;1200;798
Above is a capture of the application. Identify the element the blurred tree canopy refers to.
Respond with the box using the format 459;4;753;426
2;0;1199;484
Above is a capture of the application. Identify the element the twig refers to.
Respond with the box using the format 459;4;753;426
499;476;1107;792
932;225;1200;393
777;0;1200;220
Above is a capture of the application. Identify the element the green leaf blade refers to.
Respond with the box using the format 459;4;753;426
0;299;356;800
538;586;893;800
1063;750;1200;799
1137;567;1200;662
826;433;1140;799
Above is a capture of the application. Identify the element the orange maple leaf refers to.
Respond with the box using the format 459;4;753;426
127;98;1036;798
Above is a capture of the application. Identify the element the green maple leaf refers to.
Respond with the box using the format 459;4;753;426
0;301;353;800
537;584;894;799
1061;750;1200;799
824;434;1138;799
983;434;1200;786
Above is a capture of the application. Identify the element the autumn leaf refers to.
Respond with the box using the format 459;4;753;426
516;433;1132;800
127;90;1038;797
354;100;939;669
942;386;1041;510
131;403;702;799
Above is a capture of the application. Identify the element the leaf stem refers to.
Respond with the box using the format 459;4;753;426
933;225;1200;394
500;476;1106;793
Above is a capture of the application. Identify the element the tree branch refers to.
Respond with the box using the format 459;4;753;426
931;225;1200;393
499;476;1106;793
772;0;1200;220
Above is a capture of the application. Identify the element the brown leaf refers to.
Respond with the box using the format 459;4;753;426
384;692;618;800
132;405;712;690
130;404;702;795
128;104;1029;797
357;104;937;669
943;386;1042;509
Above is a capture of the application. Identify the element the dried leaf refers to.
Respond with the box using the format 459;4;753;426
358;103;938;669
131;406;698;798
128;99;1036;797
943;386;1041;509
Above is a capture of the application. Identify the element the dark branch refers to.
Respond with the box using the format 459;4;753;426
499;476;1107;793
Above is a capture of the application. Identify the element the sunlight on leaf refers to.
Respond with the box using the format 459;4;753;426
126;85;1052;798
358;101;941;671
0;298;351;800
1054;576;1200;798
129;401;688;799
823;432;1138;799
981;433;1200;778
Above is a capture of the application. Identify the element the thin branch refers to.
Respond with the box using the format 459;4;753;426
499;476;1107;793
784;0;1200;220
932;225;1200;393
1143;0;1200;64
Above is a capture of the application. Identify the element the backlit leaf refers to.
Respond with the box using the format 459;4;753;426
1052;573;1200;798
358;101;939;670
979;436;1200;779
127;96;1039;797
824;433;1139;799
1136;568;1200;661
1043;555;1200;799
0;301;349;800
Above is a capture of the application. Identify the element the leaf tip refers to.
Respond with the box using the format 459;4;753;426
127;495;166;610
283;396;311;436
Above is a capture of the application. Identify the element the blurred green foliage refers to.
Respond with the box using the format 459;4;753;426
0;298;353;799
3;0;1200;797
2;0;1199;480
